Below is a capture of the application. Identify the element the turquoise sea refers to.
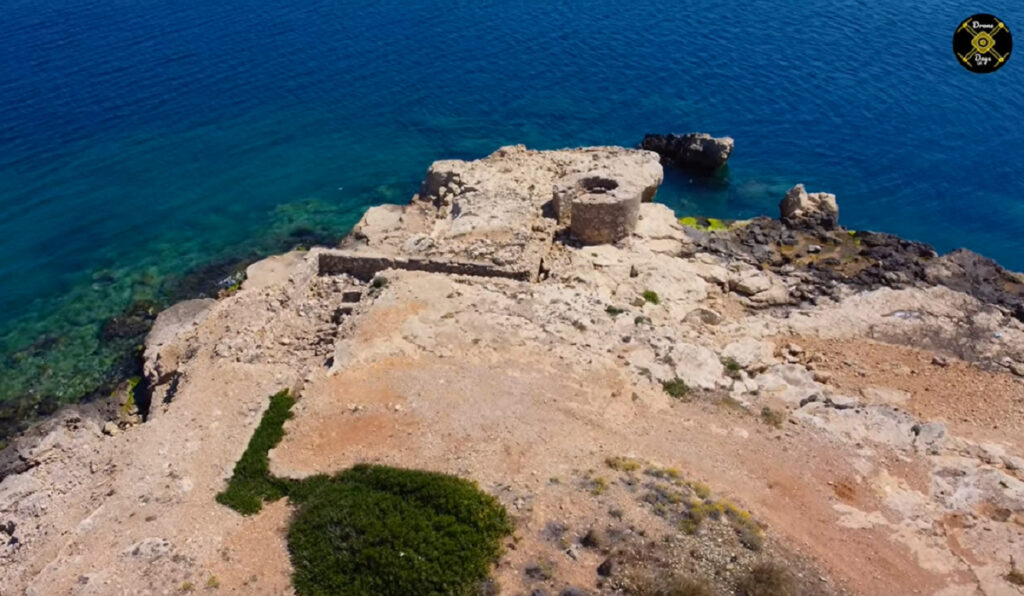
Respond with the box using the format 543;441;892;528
1;0;1022;432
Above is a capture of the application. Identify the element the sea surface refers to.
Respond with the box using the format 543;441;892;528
1;0;1022;428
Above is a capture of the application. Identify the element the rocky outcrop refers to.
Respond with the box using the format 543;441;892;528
142;298;216;387
641;133;734;172
342;145;663;278
4;145;1024;596
779;183;839;229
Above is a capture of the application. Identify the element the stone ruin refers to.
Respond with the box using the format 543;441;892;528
318;145;664;282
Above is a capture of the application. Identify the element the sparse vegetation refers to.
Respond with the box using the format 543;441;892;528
645;466;682;480
371;275;389;289
606;456;641;472
759;407;785;429
205;575;220;590
722;358;742;379
690;481;711;499
606;305;626;316
642;290;660;305
635;315;652;326
218;390;513;596
661;378;691;399
735;563;795;596
589;476;610;495
629;571;719;596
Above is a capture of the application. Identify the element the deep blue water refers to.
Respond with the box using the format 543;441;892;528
1;0;1022;415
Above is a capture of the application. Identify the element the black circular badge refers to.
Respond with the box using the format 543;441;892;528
954;14;1012;73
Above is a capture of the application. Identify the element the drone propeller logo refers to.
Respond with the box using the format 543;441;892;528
954;14;1012;73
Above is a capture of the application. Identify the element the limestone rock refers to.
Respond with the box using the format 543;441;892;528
143;298;215;384
721;338;774;371
912;422;946;451
779;184;839;229
641;133;734;172
671;342;726;390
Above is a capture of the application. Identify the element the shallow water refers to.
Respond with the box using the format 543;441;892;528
1;0;1022;419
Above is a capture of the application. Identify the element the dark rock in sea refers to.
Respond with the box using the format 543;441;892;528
641;132;734;173
101;299;159;341
162;256;257;303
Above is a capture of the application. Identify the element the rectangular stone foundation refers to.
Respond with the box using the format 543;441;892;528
316;249;534;282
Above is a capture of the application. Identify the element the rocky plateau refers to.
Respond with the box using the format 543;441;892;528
2;145;1024;596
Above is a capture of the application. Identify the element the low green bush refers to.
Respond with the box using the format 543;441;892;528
288;466;512;596
662;378;691;399
217;390;512;595
215;390;295;514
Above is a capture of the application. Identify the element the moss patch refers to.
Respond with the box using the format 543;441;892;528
678;216;731;232
218;390;512;595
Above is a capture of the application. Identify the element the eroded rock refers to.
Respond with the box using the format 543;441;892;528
779;184;839;230
641;133;734;172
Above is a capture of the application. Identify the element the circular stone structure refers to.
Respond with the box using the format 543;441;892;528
554;174;643;245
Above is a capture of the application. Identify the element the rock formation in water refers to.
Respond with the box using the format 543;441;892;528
2;145;1024;596
641;132;734;172
779;183;839;230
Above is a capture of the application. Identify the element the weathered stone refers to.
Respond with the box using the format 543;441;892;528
143;298;216;385
671;342;727;390
641;133;734;172
779;184;839;229
567;177;642;245
732;271;772;296
912;422;947;450
685;308;723;326
721;338;774;371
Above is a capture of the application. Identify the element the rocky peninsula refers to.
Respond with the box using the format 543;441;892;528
2;144;1024;595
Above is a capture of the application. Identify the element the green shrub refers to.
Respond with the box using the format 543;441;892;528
606;305;626;316
642;290;660;305
215;390;295;514
217;391;513;595
288;465;512;596
662;378;690;399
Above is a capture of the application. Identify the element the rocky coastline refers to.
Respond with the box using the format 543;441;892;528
2;143;1024;595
